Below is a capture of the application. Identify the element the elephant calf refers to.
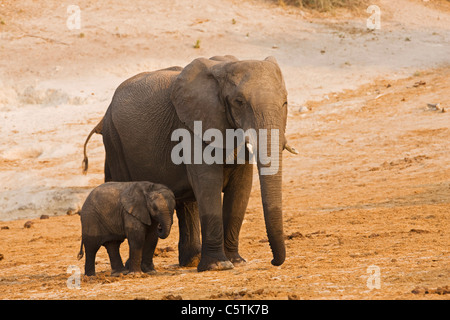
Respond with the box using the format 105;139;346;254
77;181;176;276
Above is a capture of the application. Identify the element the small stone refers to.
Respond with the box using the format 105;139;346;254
40;214;49;219
435;286;449;295
253;288;264;295
66;207;79;216
24;221;33;228
298;106;309;113
411;286;426;294
427;103;441;111
161;294;182;300
413;80;425;87
286;232;304;240
409;229;430;234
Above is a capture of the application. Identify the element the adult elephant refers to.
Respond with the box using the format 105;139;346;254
83;56;298;271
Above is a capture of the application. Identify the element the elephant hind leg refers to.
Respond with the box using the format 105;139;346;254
104;158;112;183
102;118;132;182
84;242;101;276
104;240;126;276
176;201;201;267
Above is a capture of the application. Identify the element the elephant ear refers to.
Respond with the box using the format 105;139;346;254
170;57;237;146
120;183;152;226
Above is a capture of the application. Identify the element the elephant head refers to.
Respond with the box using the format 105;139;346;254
120;182;176;239
171;56;296;266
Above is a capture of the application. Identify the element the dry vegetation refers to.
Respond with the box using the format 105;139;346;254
272;0;368;11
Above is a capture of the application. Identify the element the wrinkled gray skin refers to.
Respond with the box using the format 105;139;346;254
83;56;293;272
78;181;176;276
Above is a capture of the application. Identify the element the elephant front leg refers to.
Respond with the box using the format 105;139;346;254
126;227;146;274
223;163;253;265
140;224;159;274
187;164;234;272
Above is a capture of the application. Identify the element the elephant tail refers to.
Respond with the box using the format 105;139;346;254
77;238;84;260
82;118;104;174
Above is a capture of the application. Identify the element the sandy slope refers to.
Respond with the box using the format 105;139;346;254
0;0;449;299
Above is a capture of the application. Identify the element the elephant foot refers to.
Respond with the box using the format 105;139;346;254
197;256;234;272
110;266;127;277
144;269;157;275
226;251;247;266
84;272;96;277
141;262;155;274
123;270;142;276
111;270;125;277
179;250;201;268
123;261;143;275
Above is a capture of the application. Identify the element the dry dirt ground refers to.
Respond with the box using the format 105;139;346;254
0;0;449;300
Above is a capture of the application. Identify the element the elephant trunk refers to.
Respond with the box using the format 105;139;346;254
254;125;285;266
157;210;173;239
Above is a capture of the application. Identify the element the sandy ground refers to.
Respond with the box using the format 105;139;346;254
0;0;449;299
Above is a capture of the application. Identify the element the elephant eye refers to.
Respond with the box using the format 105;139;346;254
235;98;245;107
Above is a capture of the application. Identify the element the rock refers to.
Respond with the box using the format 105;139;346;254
23;221;33;228
426;103;445;112
66;207;79;216
253;288;264;295
435;286;449;295
409;229;430;234
1;226;9;230
0;253;4;261
40;214;49;219
411;286;427;294
154;246;175;256
161;294;182;300
298;106;309;113
413;80;425;87
286;232;304;240
410;286;449;295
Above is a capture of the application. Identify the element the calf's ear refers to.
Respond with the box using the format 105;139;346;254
120;184;152;226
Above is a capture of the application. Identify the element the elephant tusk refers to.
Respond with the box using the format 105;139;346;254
246;142;254;154
284;143;299;155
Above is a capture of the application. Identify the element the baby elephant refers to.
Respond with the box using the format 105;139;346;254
77;181;176;276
